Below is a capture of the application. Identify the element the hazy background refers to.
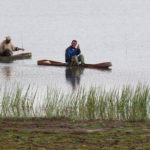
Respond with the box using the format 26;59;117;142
0;0;150;92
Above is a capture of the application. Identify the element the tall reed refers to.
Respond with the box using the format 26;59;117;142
0;84;149;121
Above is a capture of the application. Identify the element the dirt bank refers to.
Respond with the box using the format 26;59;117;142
0;119;150;149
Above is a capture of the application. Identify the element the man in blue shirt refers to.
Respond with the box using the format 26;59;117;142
65;40;84;65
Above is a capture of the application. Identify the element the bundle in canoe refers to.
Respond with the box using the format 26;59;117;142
37;60;112;69
0;53;32;62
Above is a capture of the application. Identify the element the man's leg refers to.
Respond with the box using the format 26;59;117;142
2;49;13;56
74;56;80;65
72;55;85;65
78;55;85;64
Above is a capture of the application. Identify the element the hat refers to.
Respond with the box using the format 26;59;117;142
6;36;11;41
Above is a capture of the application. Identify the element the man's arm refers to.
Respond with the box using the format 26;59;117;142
13;46;25;51
65;47;71;62
65;49;68;62
77;44;80;50
11;44;25;51
16;47;25;51
76;44;81;55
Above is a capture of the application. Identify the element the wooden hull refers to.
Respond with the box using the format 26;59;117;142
37;60;112;69
0;53;32;62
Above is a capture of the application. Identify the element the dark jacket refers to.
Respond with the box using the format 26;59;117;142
65;46;81;63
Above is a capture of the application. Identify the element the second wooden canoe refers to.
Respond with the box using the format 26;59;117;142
37;60;112;69
0;53;32;62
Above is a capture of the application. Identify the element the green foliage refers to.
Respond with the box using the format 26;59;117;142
0;84;149;121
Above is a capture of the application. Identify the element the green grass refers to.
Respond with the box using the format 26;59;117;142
0;119;150;149
0;84;149;121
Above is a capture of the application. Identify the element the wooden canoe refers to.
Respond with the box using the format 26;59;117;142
37;60;112;69
0;53;32;62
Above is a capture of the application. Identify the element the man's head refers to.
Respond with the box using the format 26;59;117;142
5;36;11;43
71;40;77;48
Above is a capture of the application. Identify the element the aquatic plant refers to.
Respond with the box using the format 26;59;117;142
0;84;149;121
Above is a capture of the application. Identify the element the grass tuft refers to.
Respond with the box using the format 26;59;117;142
0;84;149;121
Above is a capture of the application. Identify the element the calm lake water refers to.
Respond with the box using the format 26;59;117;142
0;0;150;92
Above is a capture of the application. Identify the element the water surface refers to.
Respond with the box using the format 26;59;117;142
0;0;150;92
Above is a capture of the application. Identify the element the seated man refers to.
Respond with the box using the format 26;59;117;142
0;36;25;56
65;40;84;65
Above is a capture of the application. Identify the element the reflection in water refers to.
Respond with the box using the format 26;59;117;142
65;67;84;90
2;66;12;80
65;67;112;90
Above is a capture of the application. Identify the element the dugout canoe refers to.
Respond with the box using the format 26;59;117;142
37;60;112;69
0;53;32;62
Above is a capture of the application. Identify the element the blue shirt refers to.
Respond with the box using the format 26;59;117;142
65;46;81;63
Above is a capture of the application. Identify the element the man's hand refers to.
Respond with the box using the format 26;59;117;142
18;48;25;51
77;44;80;50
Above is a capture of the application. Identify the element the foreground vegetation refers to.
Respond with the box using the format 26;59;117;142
0;84;150;121
0;85;150;149
0;119;150;149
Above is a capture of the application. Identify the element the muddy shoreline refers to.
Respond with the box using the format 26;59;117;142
0;119;150;149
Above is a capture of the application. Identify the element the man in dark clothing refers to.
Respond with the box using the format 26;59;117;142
65;40;84;65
